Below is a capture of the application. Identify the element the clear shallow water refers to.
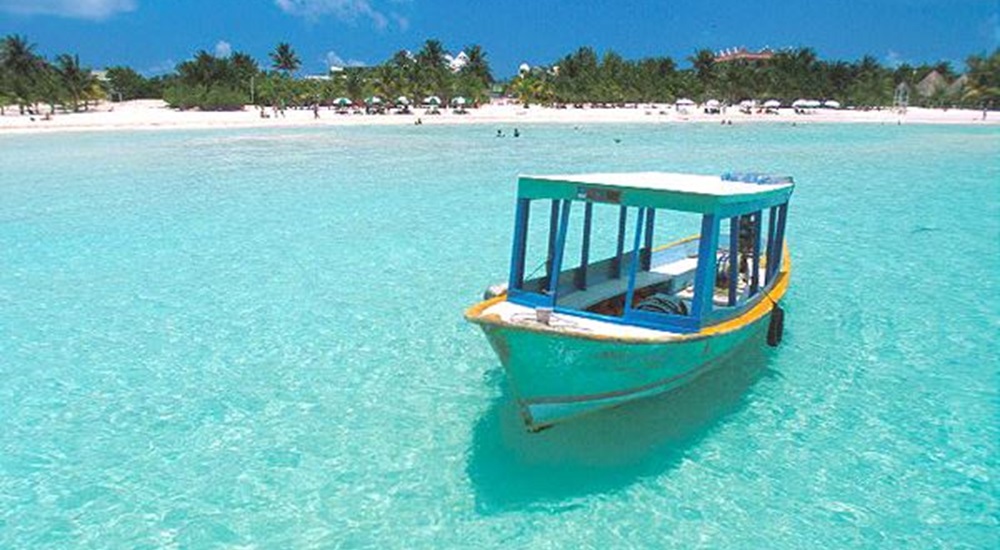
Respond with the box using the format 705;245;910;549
0;122;997;548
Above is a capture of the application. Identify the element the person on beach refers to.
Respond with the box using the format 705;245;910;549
313;104;320;119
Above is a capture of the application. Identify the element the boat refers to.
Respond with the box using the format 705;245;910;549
465;171;794;431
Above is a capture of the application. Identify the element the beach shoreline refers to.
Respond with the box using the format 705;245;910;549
0;99;996;135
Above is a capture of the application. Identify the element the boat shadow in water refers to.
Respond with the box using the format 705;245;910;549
466;344;776;513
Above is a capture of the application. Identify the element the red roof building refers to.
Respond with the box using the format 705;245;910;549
714;47;774;63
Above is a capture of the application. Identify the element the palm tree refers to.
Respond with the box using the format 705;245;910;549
344;68;365;104
270;42;301;75
462;44;493;85
230;51;259;102
964;49;1000;109
231;52;259;81
55;54;94;112
1;34;46;114
416;39;447;97
688;49;716;97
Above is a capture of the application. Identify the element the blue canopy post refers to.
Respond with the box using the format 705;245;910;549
575;202;594;290
546;200;573;301
765;205;778;285
728;216;740;306
623;208;647;316
750;210;762;295
613;205;627;278
770;203;789;281
691;214;720;322
544;200;560;289
507;198;531;290
641;207;656;271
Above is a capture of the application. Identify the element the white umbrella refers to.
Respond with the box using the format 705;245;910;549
423;96;441;106
451;96;467;106
791;99;808;108
334;97;351;106
366;96;383;105
763;99;781;108
396;96;410;105
675;98;695;106
803;99;821;108
739;99;755;107
823;100;841;109
705;99;721;108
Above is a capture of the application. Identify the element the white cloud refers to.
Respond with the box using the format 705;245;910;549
0;0;136;20
326;50;366;68
214;40;232;58
884;50;905;68
275;0;401;30
144;58;176;76
389;12;409;32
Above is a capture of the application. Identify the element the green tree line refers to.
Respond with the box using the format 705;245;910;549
159;39;494;111
3;33;998;114
517;46;1000;109
0;35;107;115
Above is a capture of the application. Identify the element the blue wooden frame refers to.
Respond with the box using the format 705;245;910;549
614;206;627;278
544;200;560;287
642;207;656;271
770;203;788;281
690;214;720;320
728;217;739;306
547;200;573;297
507;198;531;290
622;208;647;318
765;206;777;285
503;181;791;333
751;211;762;294
575;202;594;290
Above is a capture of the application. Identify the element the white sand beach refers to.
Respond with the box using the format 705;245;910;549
0;99;996;134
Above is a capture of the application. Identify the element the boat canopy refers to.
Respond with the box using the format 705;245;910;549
505;171;794;333
518;172;793;216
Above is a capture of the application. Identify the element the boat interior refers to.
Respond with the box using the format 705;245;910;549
506;195;789;334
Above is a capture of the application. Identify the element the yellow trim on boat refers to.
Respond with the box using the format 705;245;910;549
466;246;791;344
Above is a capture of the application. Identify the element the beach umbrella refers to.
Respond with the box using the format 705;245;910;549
334;97;351;106
705;99;721;108
675;98;695;106
739;99;755;107
366;96;383;105
396;96;410;106
451;96;467;106
763;99;781;108
823;100;841;109
804;99;821;108
423;96;442;106
791;99;808;108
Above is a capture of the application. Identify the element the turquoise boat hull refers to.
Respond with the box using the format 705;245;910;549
478;310;771;430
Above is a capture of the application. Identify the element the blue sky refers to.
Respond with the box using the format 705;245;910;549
0;0;997;77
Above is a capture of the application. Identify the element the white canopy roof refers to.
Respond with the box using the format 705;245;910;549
523;172;791;196
518;172;794;213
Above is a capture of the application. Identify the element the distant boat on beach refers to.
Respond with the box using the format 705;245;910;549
466;171;794;431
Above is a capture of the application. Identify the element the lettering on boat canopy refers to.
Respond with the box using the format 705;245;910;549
577;186;621;204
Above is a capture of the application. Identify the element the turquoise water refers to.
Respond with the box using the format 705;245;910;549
1;122;997;548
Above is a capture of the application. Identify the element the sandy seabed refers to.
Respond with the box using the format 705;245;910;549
0;99;996;134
